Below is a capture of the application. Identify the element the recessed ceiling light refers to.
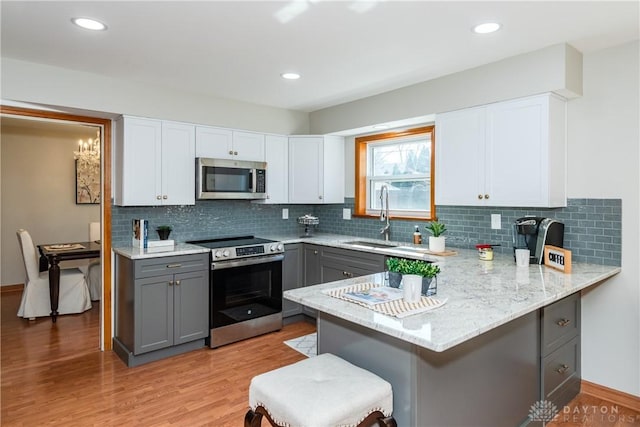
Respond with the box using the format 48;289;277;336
71;17;107;31
472;22;501;34
281;72;301;80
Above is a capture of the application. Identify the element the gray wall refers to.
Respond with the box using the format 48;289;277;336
1;58;310;136
309;43;582;134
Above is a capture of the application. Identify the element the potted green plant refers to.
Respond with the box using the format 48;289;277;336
386;257;441;296
425;221;447;253
156;225;173;240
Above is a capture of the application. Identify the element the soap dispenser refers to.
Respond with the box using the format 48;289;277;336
413;226;422;244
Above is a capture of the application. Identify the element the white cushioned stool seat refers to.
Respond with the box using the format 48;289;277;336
247;353;395;427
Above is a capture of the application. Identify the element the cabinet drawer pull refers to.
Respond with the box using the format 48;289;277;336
556;364;569;374
556;319;571;327
166;263;182;268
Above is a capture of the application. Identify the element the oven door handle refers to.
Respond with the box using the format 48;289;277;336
211;253;284;270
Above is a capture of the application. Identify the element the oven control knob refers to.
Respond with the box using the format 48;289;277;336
270;244;277;252
223;249;230;257
214;250;223;259
277;243;283;251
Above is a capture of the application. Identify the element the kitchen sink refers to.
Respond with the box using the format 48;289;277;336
342;240;398;249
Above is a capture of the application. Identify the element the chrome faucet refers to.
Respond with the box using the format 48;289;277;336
379;184;390;241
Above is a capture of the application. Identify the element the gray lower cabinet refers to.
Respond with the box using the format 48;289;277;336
291;244;386;319
283;244;304;317
302;244;322;318
319;246;386;282
540;293;581;411
114;252;209;367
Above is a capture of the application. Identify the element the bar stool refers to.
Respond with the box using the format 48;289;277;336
245;353;397;427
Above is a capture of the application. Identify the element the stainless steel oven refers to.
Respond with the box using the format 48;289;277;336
187;236;283;348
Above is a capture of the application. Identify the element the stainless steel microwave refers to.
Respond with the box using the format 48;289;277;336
196;158;267;200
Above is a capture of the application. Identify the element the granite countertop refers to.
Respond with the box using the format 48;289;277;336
284;244;620;352
113;243;210;259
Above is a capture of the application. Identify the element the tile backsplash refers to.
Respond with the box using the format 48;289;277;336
112;198;621;266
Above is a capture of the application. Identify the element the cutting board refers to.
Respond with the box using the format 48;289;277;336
393;246;458;256
417;248;457;256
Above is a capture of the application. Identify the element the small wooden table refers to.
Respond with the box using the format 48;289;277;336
38;241;101;323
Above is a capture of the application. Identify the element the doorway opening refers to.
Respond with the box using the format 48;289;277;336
0;105;112;350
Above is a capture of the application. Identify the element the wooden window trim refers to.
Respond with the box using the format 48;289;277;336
355;125;436;221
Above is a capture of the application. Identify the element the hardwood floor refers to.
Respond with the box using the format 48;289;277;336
2;289;638;426
1;290;314;426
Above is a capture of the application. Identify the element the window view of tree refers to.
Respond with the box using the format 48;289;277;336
355;126;435;220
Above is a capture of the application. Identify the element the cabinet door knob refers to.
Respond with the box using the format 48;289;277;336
163;195;168;199
318;195;323;200
175;280;181;286
556;364;569;374
342;271;348;276
228;150;234;155
168;280;174;286
157;195;162;200
477;194;483;200
484;194;490;199
234;151;238;155
556;318;571;327
313;250;318;255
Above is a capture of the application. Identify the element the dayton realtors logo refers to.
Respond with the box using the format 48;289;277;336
529;400;639;424
529;400;559;423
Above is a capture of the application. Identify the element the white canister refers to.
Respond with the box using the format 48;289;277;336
402;274;422;303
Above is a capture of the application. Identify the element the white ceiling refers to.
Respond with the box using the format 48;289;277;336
1;1;638;113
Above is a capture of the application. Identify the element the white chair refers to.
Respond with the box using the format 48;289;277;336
87;222;101;300
16;229;92;320
79;222;101;301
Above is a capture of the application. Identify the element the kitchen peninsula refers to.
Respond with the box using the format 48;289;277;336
285;248;620;426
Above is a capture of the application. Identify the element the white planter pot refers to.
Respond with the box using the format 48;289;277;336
402;274;422;303
429;236;446;252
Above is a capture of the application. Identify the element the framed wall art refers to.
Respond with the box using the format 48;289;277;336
75;158;100;204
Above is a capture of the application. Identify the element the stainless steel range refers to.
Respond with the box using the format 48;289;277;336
187;236;284;348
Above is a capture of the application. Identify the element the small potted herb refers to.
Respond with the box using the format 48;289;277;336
386;257;441;296
425;221;447;253
156;225;173;240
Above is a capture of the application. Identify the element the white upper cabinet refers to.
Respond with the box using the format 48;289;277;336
232;131;265;161
115;116;195;206
195;126;265;162
435;93;566;207
259;135;288;204
289;136;344;204
160;121;196;205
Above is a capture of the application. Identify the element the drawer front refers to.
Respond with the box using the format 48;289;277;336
542;336;580;400
135;253;209;278
320;246;386;272
541;293;580;355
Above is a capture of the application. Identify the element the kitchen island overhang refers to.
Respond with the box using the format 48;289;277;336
284;250;620;426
